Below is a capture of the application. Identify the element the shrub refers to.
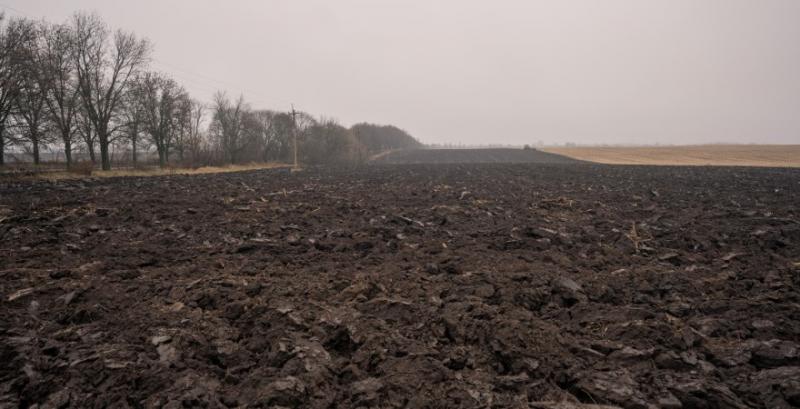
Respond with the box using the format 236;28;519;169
69;161;94;176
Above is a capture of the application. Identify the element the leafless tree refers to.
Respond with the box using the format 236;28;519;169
14;75;51;165
13;19;51;165
135;71;185;167
185;99;206;163
302;118;364;165
252;110;277;161
210;92;249;164
75;105;97;163
121;74;147;165
172;92;194;163
0;15;35;166
72;12;150;170
249;111;283;162
0;10;416;169
36;21;81;167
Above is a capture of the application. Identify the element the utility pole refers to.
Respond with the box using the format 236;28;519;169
290;104;298;169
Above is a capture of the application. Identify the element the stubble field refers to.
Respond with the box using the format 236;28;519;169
541;145;800;168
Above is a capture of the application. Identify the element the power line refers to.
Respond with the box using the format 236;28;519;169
0;3;35;18
152;58;235;89
150;59;262;100
151;57;290;109
149;63;223;94
0;3;292;111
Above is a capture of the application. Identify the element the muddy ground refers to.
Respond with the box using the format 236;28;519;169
1;164;799;408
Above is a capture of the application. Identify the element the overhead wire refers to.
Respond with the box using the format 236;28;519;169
0;3;293;111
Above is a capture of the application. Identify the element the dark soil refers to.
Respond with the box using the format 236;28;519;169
1;163;799;408
373;148;580;164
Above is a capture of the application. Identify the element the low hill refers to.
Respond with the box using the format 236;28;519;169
351;123;422;154
371;148;580;164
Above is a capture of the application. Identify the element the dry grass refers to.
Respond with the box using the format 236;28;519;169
20;163;292;180
542;145;800;168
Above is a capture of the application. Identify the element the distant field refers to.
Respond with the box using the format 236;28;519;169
372;148;579;164
541;144;800;167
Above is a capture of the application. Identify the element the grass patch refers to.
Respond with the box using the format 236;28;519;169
6;163;292;181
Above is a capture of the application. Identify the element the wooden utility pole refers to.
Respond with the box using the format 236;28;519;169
290;105;298;169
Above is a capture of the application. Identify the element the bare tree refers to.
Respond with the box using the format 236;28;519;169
36;21;81;167
72;12;150;170
248;110;288;162
121;74;147;165
292;110;317;164
14;76;51;165
0;11;412;169
0;15;35;166
210;92;249;164
75;104;96;163
13;19;51;165
185;99;205;163
302;118;363;165
136;71;184;167
172;92;193;163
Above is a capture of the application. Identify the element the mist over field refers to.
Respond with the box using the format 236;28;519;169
6;0;800;146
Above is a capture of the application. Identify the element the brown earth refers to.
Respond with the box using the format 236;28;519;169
1;164;799;408
541;145;800;168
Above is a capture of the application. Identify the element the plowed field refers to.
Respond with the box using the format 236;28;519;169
2;163;799;408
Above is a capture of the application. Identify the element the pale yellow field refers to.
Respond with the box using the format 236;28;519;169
542;145;800;168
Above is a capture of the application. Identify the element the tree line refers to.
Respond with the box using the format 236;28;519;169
0;12;421;170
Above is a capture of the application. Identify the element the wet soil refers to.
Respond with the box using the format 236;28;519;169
1;164;799;408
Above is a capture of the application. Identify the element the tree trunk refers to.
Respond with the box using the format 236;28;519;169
88;143;96;163
158;148;166;168
64;138;72;169
0;133;4;167
98;126;111;170
32;138;40;165
84;129;97;164
132;137;137;166
99;140;110;170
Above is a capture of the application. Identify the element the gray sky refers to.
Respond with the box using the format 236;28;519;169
4;0;800;145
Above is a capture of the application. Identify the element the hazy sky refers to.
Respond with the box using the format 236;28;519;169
4;0;800;145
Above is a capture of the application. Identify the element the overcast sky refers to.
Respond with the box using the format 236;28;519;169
4;0;800;145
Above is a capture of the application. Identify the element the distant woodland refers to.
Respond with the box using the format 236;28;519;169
0;12;422;170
